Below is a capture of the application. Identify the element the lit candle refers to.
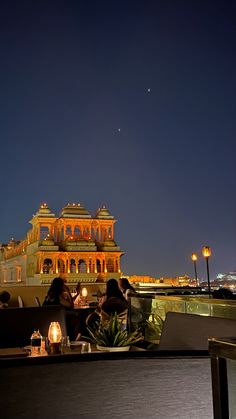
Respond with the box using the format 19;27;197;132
48;322;62;354
81;287;88;298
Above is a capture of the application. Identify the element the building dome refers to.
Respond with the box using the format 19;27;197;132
42;236;55;246
65;236;95;246
102;239;117;247
97;239;120;252
62;236;97;251
7;238;18;249
60;203;91;219
35;203;55;218
95;206;114;219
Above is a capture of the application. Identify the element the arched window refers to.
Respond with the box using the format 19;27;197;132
16;266;22;282
40;226;49;240
89;259;94;273
10;268;14;282
70;259;76;273
94;228;99;240
66;225;72;237
74;226;81;238
96;259;101;273
43;258;53;274
84;228;90;239
101;228;106;241
91;228;95;240
107;259;114;273
58;259;65;274
78;259;86;273
108;227;112;238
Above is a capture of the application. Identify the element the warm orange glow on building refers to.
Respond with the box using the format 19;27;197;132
127;274;192;287
0;203;124;285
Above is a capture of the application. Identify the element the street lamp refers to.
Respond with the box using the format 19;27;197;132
191;253;198;286
202;246;212;298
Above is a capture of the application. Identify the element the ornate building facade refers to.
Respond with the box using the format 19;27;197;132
0;203;123;285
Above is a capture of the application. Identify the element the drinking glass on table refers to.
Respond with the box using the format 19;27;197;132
81;342;91;353
61;336;70;353
41;337;50;354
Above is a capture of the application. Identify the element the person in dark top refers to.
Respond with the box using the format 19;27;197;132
101;278;128;316
43;277;74;308
0;291;10;308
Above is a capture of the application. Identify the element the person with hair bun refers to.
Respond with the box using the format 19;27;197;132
118;277;136;300
101;278;128;316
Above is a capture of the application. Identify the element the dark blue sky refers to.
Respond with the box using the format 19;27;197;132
0;0;235;280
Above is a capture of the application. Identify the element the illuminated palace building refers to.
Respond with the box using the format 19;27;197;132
0;203;123;285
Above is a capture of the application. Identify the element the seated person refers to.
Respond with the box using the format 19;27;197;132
101;278;128;317
43;277;74;308
86;280;128;332
118;277;136;299
0;291;11;308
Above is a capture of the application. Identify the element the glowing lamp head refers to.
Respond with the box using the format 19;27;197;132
202;246;211;258
48;322;62;343
191;253;198;262
81;287;88;298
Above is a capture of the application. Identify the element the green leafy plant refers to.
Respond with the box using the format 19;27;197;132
145;313;164;342
87;313;143;347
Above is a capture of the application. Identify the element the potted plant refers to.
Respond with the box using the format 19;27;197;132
87;313;143;352
144;313;164;346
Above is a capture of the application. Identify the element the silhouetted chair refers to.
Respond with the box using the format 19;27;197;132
35;296;41;307
18;296;24;307
158;312;236;351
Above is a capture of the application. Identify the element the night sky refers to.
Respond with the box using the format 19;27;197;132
1;0;236;280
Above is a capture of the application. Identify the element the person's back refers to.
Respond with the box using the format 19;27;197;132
43;294;60;306
102;278;128;316
102;296;128;316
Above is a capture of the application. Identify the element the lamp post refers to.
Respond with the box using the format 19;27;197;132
202;246;212;298
191;253;198;286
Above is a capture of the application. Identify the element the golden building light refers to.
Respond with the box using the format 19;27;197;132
81;287;88;298
48;321;62;354
202;246;212;297
202;246;212;258
0;202;123;285
191;253;198;286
